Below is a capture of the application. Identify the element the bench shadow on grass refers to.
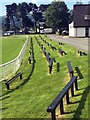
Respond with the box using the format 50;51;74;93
71;86;89;120
57;62;60;72
63;86;89;119
1;42;35;99
74;66;84;79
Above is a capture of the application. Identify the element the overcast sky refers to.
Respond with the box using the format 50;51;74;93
0;0;89;16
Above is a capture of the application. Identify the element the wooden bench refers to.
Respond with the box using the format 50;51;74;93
47;76;78;120
67;61;74;78
49;58;53;74
5;72;22;90
78;50;87;56
58;42;63;45
58;48;64;56
50;45;56;51
46;53;50;63
78;50;82;56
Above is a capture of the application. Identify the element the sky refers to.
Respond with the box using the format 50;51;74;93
0;0;89;16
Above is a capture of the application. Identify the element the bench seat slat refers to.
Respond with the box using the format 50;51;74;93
6;72;22;84
67;61;73;72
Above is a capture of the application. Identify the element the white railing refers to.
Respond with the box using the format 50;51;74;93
0;36;28;81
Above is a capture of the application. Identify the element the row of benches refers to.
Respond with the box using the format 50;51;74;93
35;36;54;74
39;35;56;51
39;36;68;56
43;35;87;57
5;36;84;92
38;35;87;58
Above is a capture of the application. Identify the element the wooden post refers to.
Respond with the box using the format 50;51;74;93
61;51;63;56
50;111;56;120
71;84;74;97
28;57;31;64
70;71;74;78
59;99;64;115
5;83;10;90
49;65;52;74
80;50;82;56
66;90;69;104
20;74;22;79
75;79;78;90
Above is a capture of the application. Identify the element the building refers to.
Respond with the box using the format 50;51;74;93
69;4;90;37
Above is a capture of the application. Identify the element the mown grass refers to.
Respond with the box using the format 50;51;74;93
1;34;89;119
1;35;26;64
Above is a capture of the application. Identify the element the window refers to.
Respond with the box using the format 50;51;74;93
84;15;90;20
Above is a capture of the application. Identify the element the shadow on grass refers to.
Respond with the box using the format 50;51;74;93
57;62;60;72
0;107;7;111
1;40;35;98
82;52;87;56
64;110;76;114
69;100;81;104
74;66;84;79
0;96;10;101
71;86;89;119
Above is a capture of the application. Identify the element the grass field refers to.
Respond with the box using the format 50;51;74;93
1;35;26;64
1;34;89;119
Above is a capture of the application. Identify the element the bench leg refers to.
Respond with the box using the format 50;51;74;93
80;51;82;56
70;71;74;78
20;74;22;79
75;79;78;90
59;99;64;115
49;66;52;74
66;90;69;104
5;83;10;90
62;51;63;56
50;111;56;120
71;84;74;97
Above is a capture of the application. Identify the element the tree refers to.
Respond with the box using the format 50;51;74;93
5;2;44;33
39;4;50;12
3;16;10;31
32;10;43;33
18;2;35;33
69;9;73;24
45;1;69;34
6;3;17;34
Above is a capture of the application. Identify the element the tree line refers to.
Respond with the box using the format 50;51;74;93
3;1;73;34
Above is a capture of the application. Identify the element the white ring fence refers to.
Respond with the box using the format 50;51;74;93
0;36;29;81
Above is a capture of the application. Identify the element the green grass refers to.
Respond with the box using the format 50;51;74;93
1;34;89;119
1;35;26;64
